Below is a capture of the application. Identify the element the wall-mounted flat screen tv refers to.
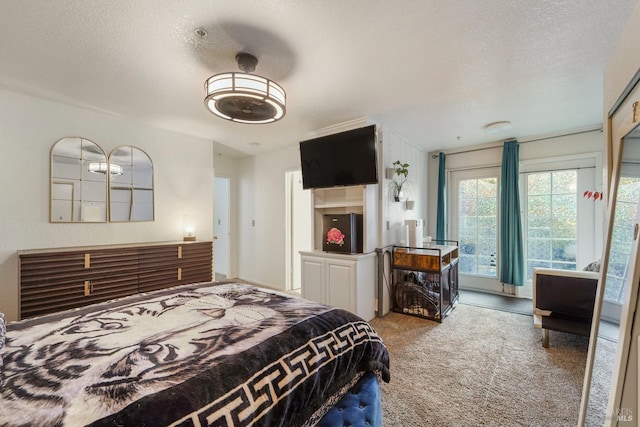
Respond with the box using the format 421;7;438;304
299;124;378;190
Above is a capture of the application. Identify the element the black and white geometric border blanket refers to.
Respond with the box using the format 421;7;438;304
0;282;389;427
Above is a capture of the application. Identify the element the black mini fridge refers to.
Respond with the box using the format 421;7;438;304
322;213;363;254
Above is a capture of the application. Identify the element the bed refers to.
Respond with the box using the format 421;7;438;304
0;281;390;426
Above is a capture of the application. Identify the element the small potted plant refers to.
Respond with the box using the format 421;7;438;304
392;160;409;202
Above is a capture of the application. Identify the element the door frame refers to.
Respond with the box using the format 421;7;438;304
214;175;231;279
285;169;312;292
449;166;503;294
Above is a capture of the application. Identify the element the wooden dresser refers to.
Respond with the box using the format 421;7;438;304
18;241;213;319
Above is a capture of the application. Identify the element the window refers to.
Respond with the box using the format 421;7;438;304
606;176;640;304
450;153;599;297
457;177;498;277
525;170;577;280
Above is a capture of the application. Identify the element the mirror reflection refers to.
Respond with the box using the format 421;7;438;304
108;146;154;222
584;125;640;424
50;137;108;222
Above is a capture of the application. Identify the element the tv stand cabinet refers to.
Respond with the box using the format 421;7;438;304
300;251;376;321
302;183;379;321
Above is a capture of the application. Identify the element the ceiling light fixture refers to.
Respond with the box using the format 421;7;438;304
204;52;286;124
483;121;512;133
88;162;123;175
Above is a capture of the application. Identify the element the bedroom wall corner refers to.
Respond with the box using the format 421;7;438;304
377;125;427;248
235;144;301;290
375;124;427;316
0;90;215;322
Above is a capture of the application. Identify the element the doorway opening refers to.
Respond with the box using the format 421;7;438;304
285;170;312;293
214;176;230;280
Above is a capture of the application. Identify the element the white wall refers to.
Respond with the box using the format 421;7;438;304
604;2;640;119
235;145;301;289
379;125;427;247
376;125;427;315
0;90;215;321
604;0;640;178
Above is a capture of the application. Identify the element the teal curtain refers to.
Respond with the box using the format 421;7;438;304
436;152;446;241
499;140;524;285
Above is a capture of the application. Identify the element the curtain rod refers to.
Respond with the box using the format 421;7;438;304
430;127;602;159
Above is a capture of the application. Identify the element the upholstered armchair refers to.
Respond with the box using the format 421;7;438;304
532;268;599;348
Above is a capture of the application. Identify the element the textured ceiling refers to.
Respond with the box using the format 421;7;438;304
0;0;636;158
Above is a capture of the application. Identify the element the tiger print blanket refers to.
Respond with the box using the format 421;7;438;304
0;281;389;426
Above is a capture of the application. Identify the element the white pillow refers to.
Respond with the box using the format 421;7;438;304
583;260;601;272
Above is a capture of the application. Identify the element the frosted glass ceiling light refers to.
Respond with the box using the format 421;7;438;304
483;121;512;134
204;52;286;124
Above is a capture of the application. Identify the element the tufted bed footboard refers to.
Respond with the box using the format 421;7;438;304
317;372;382;427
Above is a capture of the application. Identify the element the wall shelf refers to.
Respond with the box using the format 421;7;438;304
314;200;364;209
312;184;378;253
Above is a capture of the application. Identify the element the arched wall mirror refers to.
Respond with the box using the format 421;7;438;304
108;146;154;222
50;137;108;222
580;124;640;425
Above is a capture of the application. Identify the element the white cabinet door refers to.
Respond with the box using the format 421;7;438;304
300;251;376;320
326;259;355;312
301;256;325;304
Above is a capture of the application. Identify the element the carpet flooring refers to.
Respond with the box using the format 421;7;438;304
369;304;616;426
458;288;620;342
